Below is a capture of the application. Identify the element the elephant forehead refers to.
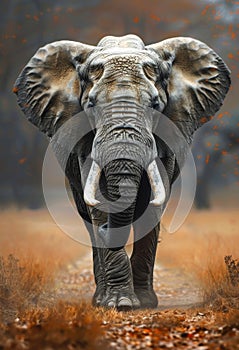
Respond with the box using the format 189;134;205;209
106;55;140;73
91;51;155;70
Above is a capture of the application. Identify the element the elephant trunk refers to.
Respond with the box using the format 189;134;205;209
83;102;166;248
100;158;142;248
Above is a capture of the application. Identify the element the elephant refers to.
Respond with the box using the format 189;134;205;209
14;34;230;310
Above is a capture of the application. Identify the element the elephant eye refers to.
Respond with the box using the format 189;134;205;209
143;64;157;82
88;64;104;81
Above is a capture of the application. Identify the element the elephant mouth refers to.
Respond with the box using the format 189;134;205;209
84;159;166;208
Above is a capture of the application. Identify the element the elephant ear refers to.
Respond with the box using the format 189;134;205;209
147;37;231;141
13;41;95;137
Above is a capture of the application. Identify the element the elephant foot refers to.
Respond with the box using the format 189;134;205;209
134;286;158;308
92;247;141;310
92;286;104;307
93;285;140;310
101;286;140;311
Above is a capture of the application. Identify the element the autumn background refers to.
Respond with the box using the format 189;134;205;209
1;0;239;208
0;1;239;349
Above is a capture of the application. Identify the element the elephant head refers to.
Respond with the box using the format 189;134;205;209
14;34;230;248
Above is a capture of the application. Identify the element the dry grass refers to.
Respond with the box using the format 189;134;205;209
0;208;90;324
0;301;105;350
159;209;239;315
0;209;104;349
0;254;53;323
0;208;89;261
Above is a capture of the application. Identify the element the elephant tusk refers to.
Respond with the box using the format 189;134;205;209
147;160;166;206
84;161;101;207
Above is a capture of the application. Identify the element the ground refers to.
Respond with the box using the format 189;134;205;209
0;199;238;349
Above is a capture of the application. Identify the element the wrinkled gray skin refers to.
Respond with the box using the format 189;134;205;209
14;34;230;310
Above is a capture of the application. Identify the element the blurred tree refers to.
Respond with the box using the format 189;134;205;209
0;0;48;208
0;0;238;208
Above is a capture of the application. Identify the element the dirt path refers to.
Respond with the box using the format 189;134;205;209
56;253;202;309
54;249;239;349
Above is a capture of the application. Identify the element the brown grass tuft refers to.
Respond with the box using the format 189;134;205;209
200;255;239;313
159;209;239;315
0;254;53;323
224;255;239;286
0;301;105;350
0;209;89;324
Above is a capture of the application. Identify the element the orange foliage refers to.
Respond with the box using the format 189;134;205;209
53;15;59;24
12;86;18;93
33;15;39;22
201;4;211;16
200;117;208;124
18;158;27;165
150;14;161;22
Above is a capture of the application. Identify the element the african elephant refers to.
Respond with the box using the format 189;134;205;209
14;34;230;310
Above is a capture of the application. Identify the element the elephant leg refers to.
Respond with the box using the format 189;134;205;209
91;246;105;306
131;222;160;308
130;170;161;308
90;211;140;310
66;180;105;306
93;243;140;310
89;209;106;307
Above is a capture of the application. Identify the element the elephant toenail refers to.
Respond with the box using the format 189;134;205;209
107;301;116;308
118;297;132;307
